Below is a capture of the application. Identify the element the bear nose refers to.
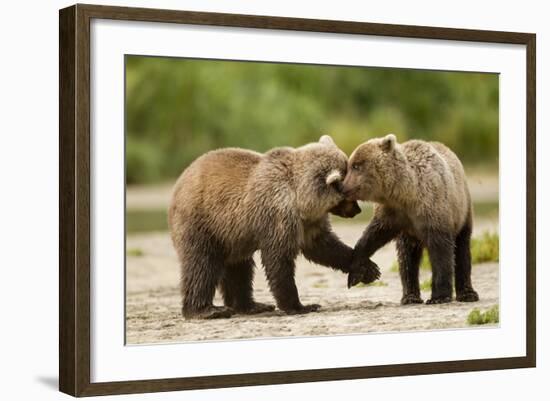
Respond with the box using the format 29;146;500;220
332;180;344;193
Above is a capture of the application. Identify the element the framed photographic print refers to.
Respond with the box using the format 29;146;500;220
59;3;536;397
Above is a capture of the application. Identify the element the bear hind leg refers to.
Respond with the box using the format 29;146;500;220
220;258;275;314
179;243;233;319
454;222;479;302
396;234;424;305
425;230;454;304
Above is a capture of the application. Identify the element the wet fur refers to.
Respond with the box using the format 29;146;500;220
169;136;358;319
343;135;479;304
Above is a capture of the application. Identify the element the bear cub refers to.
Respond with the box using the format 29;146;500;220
168;136;379;319
343;134;479;305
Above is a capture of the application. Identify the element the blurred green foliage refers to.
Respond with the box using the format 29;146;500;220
420;277;432;292
126;247;144;257
126;56;498;184
471;231;499;264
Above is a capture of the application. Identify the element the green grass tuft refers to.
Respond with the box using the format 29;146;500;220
127;247;144;257
471;232;499;264
467;305;499;325
420;252;431;270
420;278;432;291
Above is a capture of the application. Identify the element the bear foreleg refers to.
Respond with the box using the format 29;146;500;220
261;247;320;315
348;216;398;287
301;227;354;273
220;258;275;314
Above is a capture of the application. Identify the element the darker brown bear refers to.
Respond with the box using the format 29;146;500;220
343;134;479;305
168;136;377;319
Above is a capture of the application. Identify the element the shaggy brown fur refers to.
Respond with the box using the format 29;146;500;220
168;136;378;319
343;134;479;304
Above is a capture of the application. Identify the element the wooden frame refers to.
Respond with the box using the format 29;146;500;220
59;3;536;397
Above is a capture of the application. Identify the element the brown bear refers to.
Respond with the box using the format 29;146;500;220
343;134;479;305
168;136;379;319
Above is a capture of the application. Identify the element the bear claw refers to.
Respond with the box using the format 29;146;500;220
236;302;276;314
425;296;452;305
283;303;321;315
184;306;234;320
347;259;381;288
456;290;479;302
401;294;423;305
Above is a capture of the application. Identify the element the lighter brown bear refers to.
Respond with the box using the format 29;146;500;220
343;134;479;304
168;136;378;319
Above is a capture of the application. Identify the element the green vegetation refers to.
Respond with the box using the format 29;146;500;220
127;247;144;257
126;56;498;185
420;278;432;291
471;231;499;264
467;305;499;325
420;252;431;270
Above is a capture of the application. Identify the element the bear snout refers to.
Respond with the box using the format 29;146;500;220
341;184;359;200
341;173;362;200
346;200;361;217
329;199;361;218
331;179;344;193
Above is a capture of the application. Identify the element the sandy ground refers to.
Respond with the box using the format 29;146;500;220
126;220;499;344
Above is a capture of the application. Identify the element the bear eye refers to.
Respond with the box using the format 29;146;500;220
351;162;362;171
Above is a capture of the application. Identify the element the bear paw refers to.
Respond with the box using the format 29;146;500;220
283;303;321;315
425;296;452;305
184;306;234;320
236;302;276;315
456;289;479;302
347;259;381;288
401;294;423;305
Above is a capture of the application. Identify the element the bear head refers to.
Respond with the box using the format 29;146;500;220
293;135;360;220
342;134;409;204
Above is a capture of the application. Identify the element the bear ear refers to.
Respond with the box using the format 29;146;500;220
380;133;397;151
319;135;336;147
